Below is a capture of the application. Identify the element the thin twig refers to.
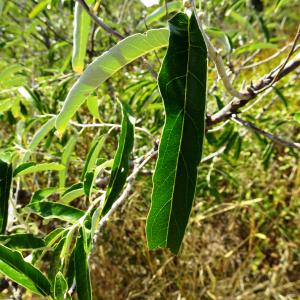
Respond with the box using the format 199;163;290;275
240;43;298;70
191;0;250;100
232;115;300;150
97;149;158;230
207;53;300;127
76;0;124;40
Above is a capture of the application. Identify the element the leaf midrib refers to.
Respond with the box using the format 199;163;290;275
165;16;192;246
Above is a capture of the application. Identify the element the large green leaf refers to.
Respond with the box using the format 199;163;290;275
55;28;169;133
72;0;95;73
146;12;207;254
27;201;87;224
0;244;51;296
0;160;12;233
0;233;45;250
75;226;92;300
101;103;134;216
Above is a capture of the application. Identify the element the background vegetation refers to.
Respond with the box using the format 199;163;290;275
0;0;299;299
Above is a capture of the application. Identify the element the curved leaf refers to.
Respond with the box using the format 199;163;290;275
0;160;12;233
72;0;95;73
101;103;134;216
14;162;65;176
75;226;92;300
55;28;169;133
0;244;51;296
146;12;207;254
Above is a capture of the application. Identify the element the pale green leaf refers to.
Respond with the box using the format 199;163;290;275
55;28;169;133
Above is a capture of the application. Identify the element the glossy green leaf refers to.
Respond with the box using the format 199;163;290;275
60;184;85;204
27;201;87;224
101;103;134;215
81;135;106;180
54;272;69;300
0;244;51;296
146;12;207;254
0;233;45;250
55;28;169;133
14;162;65;176
72;0;95;73
31;187;58;203
0;160;12;233
75;226;92;300
59;135;77;188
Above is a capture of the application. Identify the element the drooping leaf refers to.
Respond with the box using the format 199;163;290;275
146;12;207;254
14;162;65;176
27;201;87;224
0;244;51;296
75;226;92;300
72;0;95;73
55;28;169;133
0;160;12;233
0;233;45;250
101;103;134;216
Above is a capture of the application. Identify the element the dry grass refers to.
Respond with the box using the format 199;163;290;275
90;154;300;300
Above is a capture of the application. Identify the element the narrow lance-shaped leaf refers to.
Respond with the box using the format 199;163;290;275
0;244;52;296
101;103;134;216
0;160;12;233
0;233;45;250
27;201;88;224
55;28;169;133
14;162;65;176
146;12;207;254
75;226;92;300
72;0;95;73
